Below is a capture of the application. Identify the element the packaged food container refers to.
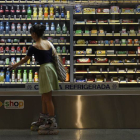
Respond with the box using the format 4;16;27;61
60;37;65;43
128;39;132;44
121;39;126;44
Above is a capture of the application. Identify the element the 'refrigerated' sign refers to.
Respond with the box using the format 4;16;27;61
25;83;119;90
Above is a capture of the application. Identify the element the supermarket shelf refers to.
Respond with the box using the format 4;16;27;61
74;63;139;66
0;34;70;37
0;43;70;46
74;44;139;46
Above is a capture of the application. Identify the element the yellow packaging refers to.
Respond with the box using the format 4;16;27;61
97;50;106;55
86;48;92;54
83;8;95;14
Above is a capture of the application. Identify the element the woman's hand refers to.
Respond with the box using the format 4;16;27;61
8;64;18;71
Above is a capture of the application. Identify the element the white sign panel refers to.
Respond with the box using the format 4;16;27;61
25;83;119;90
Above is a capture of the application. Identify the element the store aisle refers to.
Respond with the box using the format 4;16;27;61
0;129;139;140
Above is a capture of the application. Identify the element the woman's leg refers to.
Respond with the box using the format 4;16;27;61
41;94;48;114
43;91;54;116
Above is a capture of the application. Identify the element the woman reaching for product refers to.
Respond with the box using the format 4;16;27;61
8;24;59;133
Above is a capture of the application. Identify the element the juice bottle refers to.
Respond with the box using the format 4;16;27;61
27;5;32;18
12;70;15;82
33;5;37;18
55;6;59;18
38;5;43;18
23;70;27;82
65;68;70;82
0;70;4;82
34;72;38;82
50;5;54;18
17;70;21;82
29;70;33;82
44;5;48;18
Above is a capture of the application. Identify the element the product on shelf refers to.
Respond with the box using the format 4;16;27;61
65;60;70;65
136;5;140;13
83;8;95;14
128;51;135;54
122;26;126;33
16;57;20;63
124;58;136;63
89;40;97;44
16;46;21;53
76;27;82;34
23;70;27;82
0;70;4;82
62;56;65;64
134;39;139;44
0;5;4;18
97;8;109;13
118;51;127;54
122;8;134;13
107;50;114;54
91;26;97;34
86;20;96;23
5;6;9;18
27;5;32;18
5;58;9;65
16;5;21;18
65;67;70;82
75;4;82;13
12;70;15;82
67;11;70;19
62;46;66;53
86;48;92;54
11;57;16;65
94;58;108;63
50;5;54;18
122;19;134;23
22;5;26;18
110;6;119;13
85;26;89;33
99;26;104;33
77;58;91;63
96;50;106;55
128;39;132;44
121;39;126;44
5;70;10;82
34;72;38;82
129;27;135;34
111;60;123;63
77;39;85;44
76;50;85;54
17;70;21;82
10;5;15;18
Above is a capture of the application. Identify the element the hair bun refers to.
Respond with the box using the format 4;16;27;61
39;25;46;32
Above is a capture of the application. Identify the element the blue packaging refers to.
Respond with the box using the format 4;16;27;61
5;70;10;82
75;4;82;13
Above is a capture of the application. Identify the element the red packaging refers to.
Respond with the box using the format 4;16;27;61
5;46;9;53
97;8;101;13
0;46;4;53
128;39;132;44
22;46;26;53
62;57;65;64
11;46;15;53
17;46;21;53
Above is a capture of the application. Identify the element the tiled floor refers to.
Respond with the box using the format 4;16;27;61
0;129;140;140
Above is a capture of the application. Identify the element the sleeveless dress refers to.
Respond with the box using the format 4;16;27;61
27;41;59;94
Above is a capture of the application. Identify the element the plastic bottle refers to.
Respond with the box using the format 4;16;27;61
51;22;55;31
65;68;70;82
12;70;15;82
38;5;43;18
27;5;32;18
0;22;4;34
10;6;15;18
34;72;38;82
56;23;61;34
16;5;21;18
5;22;10;34
29;70;33;82
17;69;21;82
5;70;10;82
22;5;26;18
23;70;27;82
46;22;49;31
33;5;37;18
11;23;15;32
17;23;21;32
28;23;32;31
61;6;65;18
62;23;67;34
0;5;4;18
34;22;37;25
50;5;54;18
40;22;43;25
5;6;9;18
22;23;27;32
55;6;59;18
44;5;48;18
0;70;4;82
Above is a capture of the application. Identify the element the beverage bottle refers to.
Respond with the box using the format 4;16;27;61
12;70;15;82
0;70;4;82
56;23;61;34
0;22;4;34
22;23;27;32
50;5;54;18
27;59;30;65
5;22;10;34
5;6;9;18
10;6;15;18
29;70;32;82
45;22;49;31
27;5;32;18
33;5;37;18
62;23;67;34
28;23;32;31
34;22;37;25
17;69;21;82
23;70;27;82
44;5;48;18
0;5;4;18
65;68;70;82
51;22;55;31
61;6;65;18
55;6;59;18
11;23;15;32
40;22;43;25
17;23;21;32
34;72;38;82
5;70;10;82
38;5;43;18
16;5;21;18
22;5;26;18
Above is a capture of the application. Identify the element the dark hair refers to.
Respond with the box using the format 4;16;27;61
30;24;46;38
